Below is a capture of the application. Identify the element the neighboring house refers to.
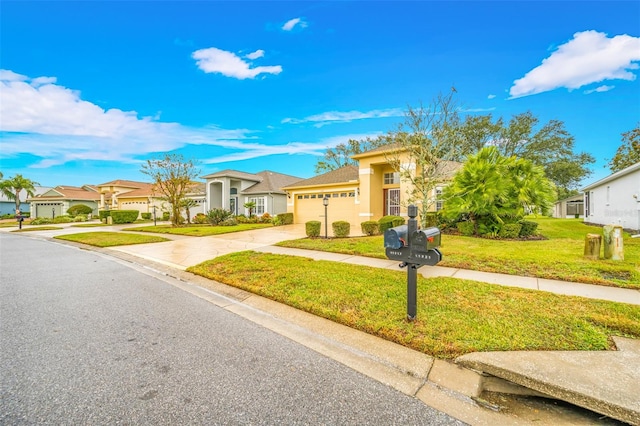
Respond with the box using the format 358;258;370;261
282;146;461;224
1;186;51;216
553;194;584;219
28;185;100;218
202;170;303;216
582;162;640;233
96;179;206;220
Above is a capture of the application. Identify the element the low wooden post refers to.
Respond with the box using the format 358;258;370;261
584;233;601;260
603;225;614;259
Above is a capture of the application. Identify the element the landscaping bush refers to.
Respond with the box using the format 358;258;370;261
206;208;233;225
221;217;238;226
423;212;439;227
141;213;152;220
110;210;139;224
52;215;73;224
519;220;539;237
30;217;53;225
499;223;522;239
361;220;379;236
378;215;405;233
99;210;111;221
67;204;93;216
306;221;321;238
162;211;170;221
456;221;474;236
277;213;294;225
235;214;250;224
193;213;208;224
332;221;351;238
73;214;88;222
260;212;272;223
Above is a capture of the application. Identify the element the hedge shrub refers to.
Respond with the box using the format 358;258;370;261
53;215;73;224
518;220;538;237
499;223;522;239
99;210;111;221
30;217;53;225
277;213;294;225
110;210;139;224
193;213;208;224
162;212;170;221
141;213;152;220
361;220;379;236
206;208;232;225
305;221;321;238
67;204;93;216
456;221;474;236
423;212;439;227
378;215;405;233
332;221;350;238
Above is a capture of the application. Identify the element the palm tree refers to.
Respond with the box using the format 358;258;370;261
180;197;198;224
1;174;40;213
243;201;256;217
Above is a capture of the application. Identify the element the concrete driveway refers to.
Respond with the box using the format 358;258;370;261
109;224;311;269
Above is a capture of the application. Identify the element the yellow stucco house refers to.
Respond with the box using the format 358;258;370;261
282;145;461;225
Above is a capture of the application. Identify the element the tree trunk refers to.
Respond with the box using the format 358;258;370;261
603;225;624;261
583;233;601;260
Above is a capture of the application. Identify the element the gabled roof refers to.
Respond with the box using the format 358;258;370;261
582;162;640;191
201;169;262;182
282;166;359;190
97;179;149;188
114;182;156;198
30;185;100;201
242;171;304;195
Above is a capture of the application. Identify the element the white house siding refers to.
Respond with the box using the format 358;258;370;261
582;163;640;232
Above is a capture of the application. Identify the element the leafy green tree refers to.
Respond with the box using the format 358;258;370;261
141;154;200;227
443;147;556;235
315;138;386;174
457;111;594;199
608;123;640;172
0;174;40;213
381;89;464;226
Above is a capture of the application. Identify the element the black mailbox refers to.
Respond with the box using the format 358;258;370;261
384;225;408;249
411;227;441;251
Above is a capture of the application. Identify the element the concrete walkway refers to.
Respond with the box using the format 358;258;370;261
4;222;640;424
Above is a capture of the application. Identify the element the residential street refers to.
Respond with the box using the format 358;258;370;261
0;233;464;425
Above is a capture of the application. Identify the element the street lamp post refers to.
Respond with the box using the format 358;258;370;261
323;196;329;239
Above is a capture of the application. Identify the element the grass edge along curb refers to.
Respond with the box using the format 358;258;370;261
186;251;640;359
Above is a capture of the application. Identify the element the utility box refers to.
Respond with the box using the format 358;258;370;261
384;225;408;249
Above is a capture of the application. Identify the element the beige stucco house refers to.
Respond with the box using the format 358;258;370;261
28;185;100;218
282;145;461;225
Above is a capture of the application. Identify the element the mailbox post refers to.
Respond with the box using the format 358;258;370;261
384;204;442;321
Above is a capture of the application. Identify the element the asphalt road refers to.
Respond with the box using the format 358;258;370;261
0;233;464;425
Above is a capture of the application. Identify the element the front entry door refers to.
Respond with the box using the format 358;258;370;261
385;188;400;216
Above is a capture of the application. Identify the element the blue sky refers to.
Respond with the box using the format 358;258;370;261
1;1;639;189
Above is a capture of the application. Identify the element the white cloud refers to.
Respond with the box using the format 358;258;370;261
245;49;265;60
584;85;615;94
509;30;640;98
487;94;496;99
282;108;405;127
282;17;307;32
202;133;381;164
0;70;312;168
192;47;282;80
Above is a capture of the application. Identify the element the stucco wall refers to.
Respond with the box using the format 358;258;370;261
584;169;640;232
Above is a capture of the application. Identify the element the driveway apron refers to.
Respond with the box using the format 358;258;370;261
108;224;309;269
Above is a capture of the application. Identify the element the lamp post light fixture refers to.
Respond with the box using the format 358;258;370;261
322;196;329;239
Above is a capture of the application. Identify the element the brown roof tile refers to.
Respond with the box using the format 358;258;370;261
282;165;359;189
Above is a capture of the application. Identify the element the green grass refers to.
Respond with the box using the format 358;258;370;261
71;223;111;228
276;218;640;288
54;232;170;247
11;226;64;232
125;223;274;236
187;251;640;359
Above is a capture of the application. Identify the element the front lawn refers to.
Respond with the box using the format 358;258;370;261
187;251;640;359
54;232;170;247
125;223;273;236
276;218;640;288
